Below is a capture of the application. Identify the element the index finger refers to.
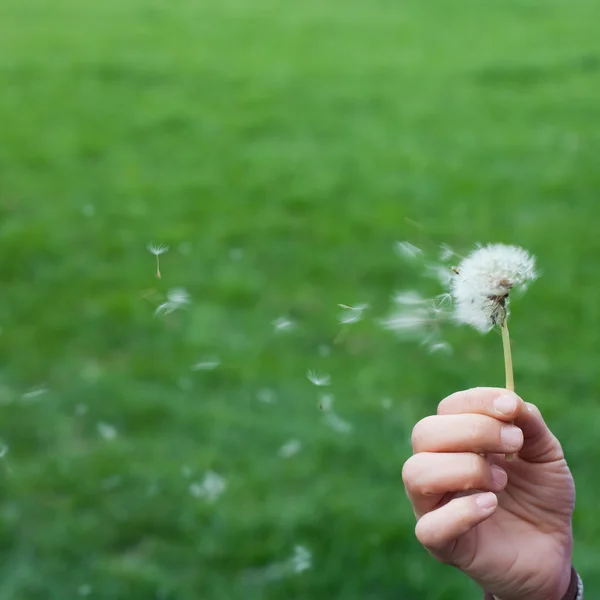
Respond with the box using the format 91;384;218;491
438;387;525;422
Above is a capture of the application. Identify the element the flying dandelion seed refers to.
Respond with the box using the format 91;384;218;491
22;387;48;401
97;422;117;441
257;388;277;404
78;584;92;597
393;291;427;306
273;316;295;333
394;241;423;260
147;243;169;279
307;370;330;387
324;412;353;434
290;546;312;573
439;244;455;262
338;303;370;325
0;445;8;459
189;471;227;503
154;287;191;316
319;393;334;411
278;439;302;458
192;357;221;371
427;341;453;354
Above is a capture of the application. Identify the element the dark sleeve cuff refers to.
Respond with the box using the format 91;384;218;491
483;567;580;600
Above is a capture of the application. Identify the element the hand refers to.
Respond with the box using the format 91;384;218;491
402;388;575;600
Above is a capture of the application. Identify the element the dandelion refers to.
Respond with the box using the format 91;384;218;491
307;370;330;387
450;243;537;459
192;357;221;371
147;243;169;279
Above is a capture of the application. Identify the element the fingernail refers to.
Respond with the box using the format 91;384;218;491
491;464;507;489
476;492;497;510
501;425;523;450
494;394;517;415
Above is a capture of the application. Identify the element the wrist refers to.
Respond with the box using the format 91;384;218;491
491;563;575;600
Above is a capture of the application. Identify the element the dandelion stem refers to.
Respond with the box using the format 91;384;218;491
501;318;515;460
156;255;161;279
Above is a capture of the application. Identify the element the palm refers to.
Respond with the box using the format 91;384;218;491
456;456;575;598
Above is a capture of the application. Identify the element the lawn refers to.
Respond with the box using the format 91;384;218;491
1;0;600;598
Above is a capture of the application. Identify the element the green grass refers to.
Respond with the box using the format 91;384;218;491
1;0;600;598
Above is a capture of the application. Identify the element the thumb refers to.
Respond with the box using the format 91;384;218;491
514;401;564;463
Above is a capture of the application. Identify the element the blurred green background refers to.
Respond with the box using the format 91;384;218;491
1;0;599;598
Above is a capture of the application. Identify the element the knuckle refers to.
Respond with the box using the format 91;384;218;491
465;454;486;488
402;455;429;493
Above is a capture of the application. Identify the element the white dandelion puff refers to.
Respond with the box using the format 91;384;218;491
307;370;330;387
147;243;169;278
394;241;423;260
338;303;369;324
450;244;537;334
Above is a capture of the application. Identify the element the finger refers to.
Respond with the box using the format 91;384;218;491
415;492;498;565
438;387;525;422
438;388;563;463
411;414;524;454
403;452;507;518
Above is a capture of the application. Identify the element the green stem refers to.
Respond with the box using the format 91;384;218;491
501;318;515;461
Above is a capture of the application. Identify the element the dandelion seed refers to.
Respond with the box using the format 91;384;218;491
393;291;426;305
290;545;312;573
278;439;302;458
338;303;370;324
307;370;330;387
78;584;92;597
324;412;353;434
22;387;48;401
189;471;227;503
394;241;423;260
154;287;190;316
381;397;393;410
97;422;117;441
425;263;454;286
0;445;8;459
439;244;455;262
147;243;169;279
192;358;221;371
428;341;452;354
273;316;295;333
256;388;277;404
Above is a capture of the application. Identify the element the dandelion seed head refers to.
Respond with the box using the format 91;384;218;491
450;244;537;333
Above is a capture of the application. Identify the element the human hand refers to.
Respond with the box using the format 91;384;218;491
402;388;575;600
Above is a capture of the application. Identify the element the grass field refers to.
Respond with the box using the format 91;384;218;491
1;0;600;598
